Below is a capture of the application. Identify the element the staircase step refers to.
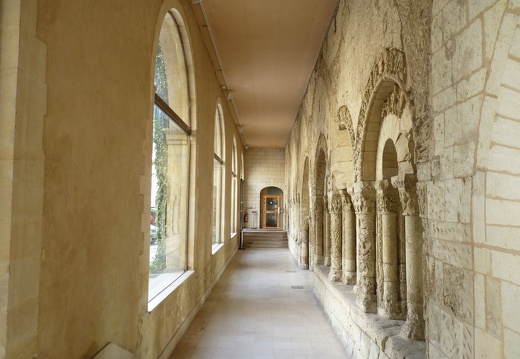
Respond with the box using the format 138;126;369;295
242;230;288;248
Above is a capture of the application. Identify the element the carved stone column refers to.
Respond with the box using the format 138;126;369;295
328;194;343;281
324;196;331;266
391;174;425;340
313;197;324;266
300;216;310;270
376;180;401;319
341;190;356;284
352;181;377;313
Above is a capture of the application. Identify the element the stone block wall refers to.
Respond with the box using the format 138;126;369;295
243;148;285;229
285;0;520;357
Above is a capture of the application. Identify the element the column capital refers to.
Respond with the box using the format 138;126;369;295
391;174;419;216
340;190;354;212
376;180;399;214
352;181;376;213
329;193;343;213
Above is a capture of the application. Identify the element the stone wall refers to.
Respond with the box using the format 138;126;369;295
286;0;520;357
1;0;243;358
243;148;285;229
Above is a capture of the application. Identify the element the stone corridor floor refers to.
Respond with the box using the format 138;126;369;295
170;248;351;359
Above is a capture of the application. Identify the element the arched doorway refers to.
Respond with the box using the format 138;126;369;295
260;187;283;229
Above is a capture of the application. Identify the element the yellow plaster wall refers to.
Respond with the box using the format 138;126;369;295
0;0;243;357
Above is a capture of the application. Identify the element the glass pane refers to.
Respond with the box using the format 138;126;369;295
155;13;190;125
149;104;189;301
212;158;222;245
266;198;278;211
266;212;277;227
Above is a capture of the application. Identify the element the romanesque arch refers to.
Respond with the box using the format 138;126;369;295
311;134;329;267
300;157;311;269
351;47;424;339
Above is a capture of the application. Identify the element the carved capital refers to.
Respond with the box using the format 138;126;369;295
340;190;354;212
391;174;419;216
330;194;343;213
352;181;376;213
376;180;399;214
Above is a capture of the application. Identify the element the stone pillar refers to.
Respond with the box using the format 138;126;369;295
392;174;425;340
300;217;310;270
313;197;324;266
352;181;377;313
328;194;342;281
324;196;331;266
376;180;401;319
341;190;356;284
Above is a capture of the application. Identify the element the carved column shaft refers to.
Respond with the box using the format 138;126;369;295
392;174;425;340
353;182;377;313
313;198;324;266
300;217;310;270
377;180;402;319
324;196;331;266
328;195;342;281
342;192;356;284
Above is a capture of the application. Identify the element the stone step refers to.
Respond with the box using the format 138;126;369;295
242;230;288;248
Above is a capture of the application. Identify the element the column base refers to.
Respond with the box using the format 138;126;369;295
328;269;342;282
401;318;425;340
356;294;377;313
342;272;356;285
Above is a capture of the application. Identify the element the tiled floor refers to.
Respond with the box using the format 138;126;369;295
170;248;351;359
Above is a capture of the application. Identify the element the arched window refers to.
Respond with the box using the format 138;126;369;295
149;10;193;303
231;136;238;235
212;104;225;249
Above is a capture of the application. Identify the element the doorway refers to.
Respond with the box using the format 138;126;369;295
260;187;283;229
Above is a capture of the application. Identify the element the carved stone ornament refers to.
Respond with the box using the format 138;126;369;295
330;196;343;213
381;84;406;119
391;174;419;216
413;115;431;163
352;182;376;213
336;106;355;145
354;48;407;180
341;191;354;212
376;180;399;213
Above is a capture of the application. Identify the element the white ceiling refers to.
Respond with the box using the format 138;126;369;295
192;0;339;148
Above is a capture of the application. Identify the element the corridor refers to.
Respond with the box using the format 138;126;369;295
170;248;350;359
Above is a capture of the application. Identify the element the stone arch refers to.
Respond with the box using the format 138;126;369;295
300;157;311;269
334;105;356;190
354;48;409;182
311;134;329;267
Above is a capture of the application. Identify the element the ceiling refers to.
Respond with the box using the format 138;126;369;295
191;0;339;148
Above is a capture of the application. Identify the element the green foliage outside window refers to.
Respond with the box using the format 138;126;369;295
150;44;168;272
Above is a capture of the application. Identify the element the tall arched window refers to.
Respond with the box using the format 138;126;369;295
231;136;238;235
212;104;225;249
149;10;193;303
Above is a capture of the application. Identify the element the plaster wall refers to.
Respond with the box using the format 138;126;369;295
2;0;243;357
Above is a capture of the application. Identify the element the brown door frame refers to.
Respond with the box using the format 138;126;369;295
262;194;283;229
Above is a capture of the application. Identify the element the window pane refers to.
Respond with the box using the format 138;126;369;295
149;104;189;301
155;13;190;125
212;158;222;245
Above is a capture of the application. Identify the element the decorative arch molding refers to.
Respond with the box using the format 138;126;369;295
336;105;355;146
354;47;411;181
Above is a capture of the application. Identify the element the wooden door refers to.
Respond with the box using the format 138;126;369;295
262;194;283;229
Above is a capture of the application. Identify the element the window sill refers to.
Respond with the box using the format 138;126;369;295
211;243;224;255
230;232;237;239
147;270;195;312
